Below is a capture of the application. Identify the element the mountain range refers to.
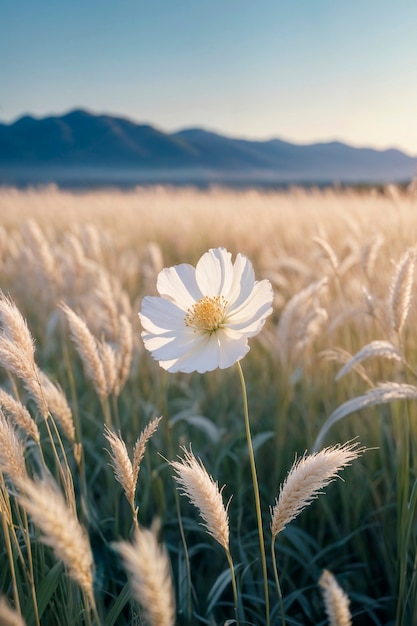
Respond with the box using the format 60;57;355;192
0;109;415;187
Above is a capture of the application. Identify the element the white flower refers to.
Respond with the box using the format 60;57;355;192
139;247;273;373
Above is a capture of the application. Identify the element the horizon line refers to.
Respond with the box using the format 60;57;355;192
1;106;416;158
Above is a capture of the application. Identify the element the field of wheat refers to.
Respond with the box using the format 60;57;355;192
0;183;417;626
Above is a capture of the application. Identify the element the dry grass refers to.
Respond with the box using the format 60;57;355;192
0;596;27;626
115;525;176;626
270;442;363;537
319;569;352;626
170;446;230;551
16;476;95;603
1;184;417;624
104;415;162;519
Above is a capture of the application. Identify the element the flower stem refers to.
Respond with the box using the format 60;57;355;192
271;536;286;626
226;549;240;626
236;361;270;626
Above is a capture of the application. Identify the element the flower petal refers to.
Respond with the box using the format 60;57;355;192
162;333;222;373
143;328;202;361
227;279;273;336
140;247;274;373
195;248;233;296
157;264;202;309
140;296;187;333
217;328;250;368
226;253;256;308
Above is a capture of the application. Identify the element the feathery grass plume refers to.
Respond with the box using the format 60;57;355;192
114;313;133;395
79;223;104;263
295;306;328;357
115;525;175;626
0;596;27;626
276;278;328;365
98;341;118;395
0;389;40;443
334;340;404;382
389;247;416;335
0;294;46;412
0;291;36;362
37;370;75;442
270;442;363;537
319;569;352;626
104;416;162;515
313;236;339;274
320;347;373;387
313;382;417;451
16;476;95;603
0;410;27;482
21;220;57;286
0;338;41;404
92;272;120;340
60;303;107;397
361;234;384;278
170;447;230;551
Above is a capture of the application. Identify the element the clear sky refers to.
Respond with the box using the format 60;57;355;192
1;0;417;154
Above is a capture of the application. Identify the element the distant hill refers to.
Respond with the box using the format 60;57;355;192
0;109;415;186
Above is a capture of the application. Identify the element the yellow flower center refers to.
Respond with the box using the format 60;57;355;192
185;295;227;332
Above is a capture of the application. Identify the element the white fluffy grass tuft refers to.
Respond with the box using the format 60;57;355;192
115;525;175;626
271;442;363;537
170;447;230;551
319;569;352;626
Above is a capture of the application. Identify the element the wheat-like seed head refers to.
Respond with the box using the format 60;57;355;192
104;426;135;508
115;525;175;626
0;292;35;362
319;569;352;626
271;442;363;537
93;272;120;340
313;236;339;274
170;447;230;551
16;476;95;603
22;220;58;286
105;416;162;510
60;303;107;397
0;337;46;416
0;410;27;483
98;341;118;395
0;596;27;626
37;370;75;442
132;416;162;486
389;248;416;335
114;313;133;395
0;389;40;443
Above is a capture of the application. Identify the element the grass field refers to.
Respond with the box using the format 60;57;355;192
0;183;417;625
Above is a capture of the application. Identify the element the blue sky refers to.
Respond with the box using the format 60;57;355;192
2;0;417;154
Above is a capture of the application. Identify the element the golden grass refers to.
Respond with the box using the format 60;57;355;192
170;446;230;551
1;186;416;266
1;183;417;623
270;442;363;538
319;569;352;626
115;525;176;626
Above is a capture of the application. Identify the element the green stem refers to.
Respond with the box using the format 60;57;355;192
236;361;270;626
271;536;286;626
100;395;112;429
174;481;192;621
226;549;240;626
396;401;411;626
